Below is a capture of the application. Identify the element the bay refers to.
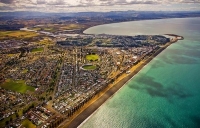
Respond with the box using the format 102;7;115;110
80;17;200;128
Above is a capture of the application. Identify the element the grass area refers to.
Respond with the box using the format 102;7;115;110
7;54;17;57
22;69;28;73
60;24;84;30
31;47;43;52
82;65;96;70
0;79;35;93
0;30;38;40
29;24;85;32
22;119;36;128
86;54;100;61
44;27;54;31
31;27;41;31
31;27;54;32
38;38;54;45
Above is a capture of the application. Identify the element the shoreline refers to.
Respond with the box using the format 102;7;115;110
82;17;199;35
58;36;181;128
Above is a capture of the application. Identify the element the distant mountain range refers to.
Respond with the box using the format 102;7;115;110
0;10;200;31
0;10;200;19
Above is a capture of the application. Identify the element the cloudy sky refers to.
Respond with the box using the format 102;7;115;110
0;0;200;12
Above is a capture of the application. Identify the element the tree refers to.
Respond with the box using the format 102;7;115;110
5;121;9;125
23;109;26;114
30;103;34;109
49;96;52;100
10;117;13;122
16;113;19;118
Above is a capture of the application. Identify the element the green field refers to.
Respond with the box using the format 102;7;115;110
31;47;44;52
30;24;85;32
0;79;35;93
38;38;54;45
0;30;38;40
82;65;96;70
22;69;28;73
86;54;100;61
22;119;36;128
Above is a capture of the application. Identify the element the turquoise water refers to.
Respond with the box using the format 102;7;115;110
80;18;200;128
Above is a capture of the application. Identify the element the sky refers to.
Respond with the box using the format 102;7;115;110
0;0;200;12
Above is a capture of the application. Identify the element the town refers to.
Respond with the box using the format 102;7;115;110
0;24;172;127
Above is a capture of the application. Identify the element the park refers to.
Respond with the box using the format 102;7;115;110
0;79;35;93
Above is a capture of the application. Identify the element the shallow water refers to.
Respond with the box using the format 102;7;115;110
81;17;200;128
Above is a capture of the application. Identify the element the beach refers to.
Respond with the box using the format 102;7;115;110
58;37;180;128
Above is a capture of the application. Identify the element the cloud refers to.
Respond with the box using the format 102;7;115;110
181;0;200;3
0;0;200;12
0;0;15;4
127;0;159;4
46;0;66;5
0;5;14;10
37;0;46;4
98;0;158;5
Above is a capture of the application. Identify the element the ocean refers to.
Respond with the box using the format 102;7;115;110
80;17;200;128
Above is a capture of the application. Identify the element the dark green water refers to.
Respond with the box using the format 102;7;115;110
80;17;200;128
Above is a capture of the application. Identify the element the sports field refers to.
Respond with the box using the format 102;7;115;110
86;54;100;61
0;79;35;93
31;47;44;52
82;65;96;70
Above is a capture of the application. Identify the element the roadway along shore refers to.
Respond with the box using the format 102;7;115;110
58;36;181;128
